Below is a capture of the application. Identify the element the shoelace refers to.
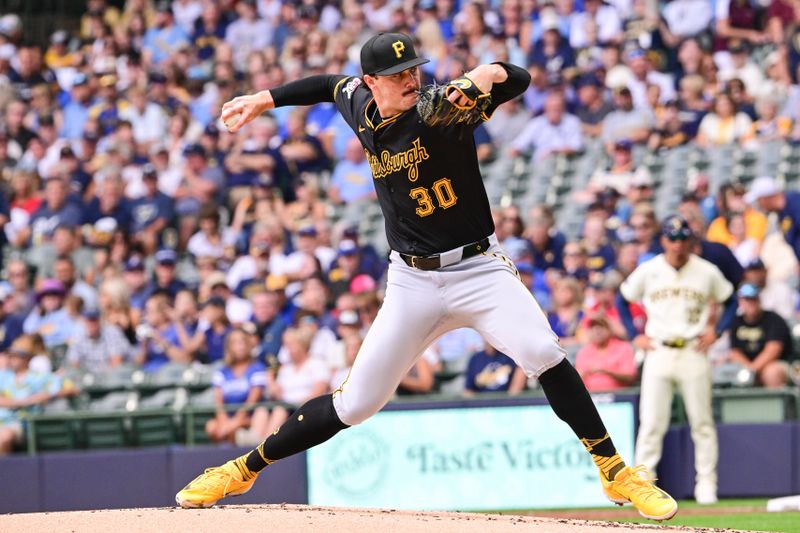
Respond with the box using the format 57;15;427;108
616;465;661;500
190;467;234;494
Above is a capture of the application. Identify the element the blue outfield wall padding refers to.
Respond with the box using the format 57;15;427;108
0;454;41;513
40;448;171;511
655;426;690;500
169;446;308;505
681;423;796;498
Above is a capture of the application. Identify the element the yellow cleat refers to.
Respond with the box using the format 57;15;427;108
175;458;258;509
600;475;629;506
607;465;678;521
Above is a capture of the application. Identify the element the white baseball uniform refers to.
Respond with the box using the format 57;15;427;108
620;254;733;498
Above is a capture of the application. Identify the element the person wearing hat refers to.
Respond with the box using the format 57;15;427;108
142;0;190;66
129;163;174;254
574;314;637;392
727;283;792;388
746;176;800;261
0;335;62;455
22;279;77;349
575;73;613;138
601;86;653;154
180;32;677;521
584;137;653;199
618;215;737;505
175;141;224;247
123;256;149;312
65;307;130;374
142;249;186;301
60;72;95;141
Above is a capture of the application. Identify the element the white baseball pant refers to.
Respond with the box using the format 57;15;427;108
332;236;566;425
634;345;718;493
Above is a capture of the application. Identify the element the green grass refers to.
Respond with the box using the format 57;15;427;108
504;499;800;533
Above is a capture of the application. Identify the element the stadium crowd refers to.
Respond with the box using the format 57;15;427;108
2;0;800;452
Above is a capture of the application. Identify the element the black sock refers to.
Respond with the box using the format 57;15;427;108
539;359;625;480
244;394;349;473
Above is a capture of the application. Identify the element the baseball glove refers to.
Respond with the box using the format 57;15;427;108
416;75;492;127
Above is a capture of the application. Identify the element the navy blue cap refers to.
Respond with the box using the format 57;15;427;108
661;215;693;241
202;295;226;308
148;71;167;84
203;123;219;137
744;258;765;270
298;225;317;237
183;143;206;157
737;283;760;299
614;139;633;151
155;248;177;264
142;163;158;178
338;239;359;256
575;74;603;89
125;256;145;271
83;308;101;320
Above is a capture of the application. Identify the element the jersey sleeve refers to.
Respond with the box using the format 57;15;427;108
709;264;734;302
211;369;225;388
620;263;648;303
270;74;346;107
332;76;371;133
482;62;531;119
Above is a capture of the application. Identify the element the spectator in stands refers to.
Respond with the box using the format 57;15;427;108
679;201;745;287
174;143;224;247
59;73;93;140
510;91;583;162
648;99;688;151
741;259;798;325
574;73;613;139
0;286;23;353
624;47;675;110
206;327;267;444
582;214;616;274
134;293;189;372
464;342;527;395
66;307;130;373
143;249;186;301
628;203;661;262
53;255;98;310
265;326;329;424
724;212;760;267
187;205;236;261
575;315;637;391
23;279;77;350
396;350;436;396
199;296;232;364
707;181;768;250
168;288;201;361
602;86;653;152
661;0;713;42
727;283;792;388
696;92;753;148
585;139;652;199
0;336;61;455
547;275;585;350
484;96;531;152
750;95;792;146
525;205;565;272
328;137;375;205
142;0;190;66
330;328;361;392
27;177;82;246
745;176;800;261
569;0;623;49
129;164;174;254
249;289;288;365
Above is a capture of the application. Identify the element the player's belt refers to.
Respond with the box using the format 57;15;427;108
661;337;694;349
399;237;491;271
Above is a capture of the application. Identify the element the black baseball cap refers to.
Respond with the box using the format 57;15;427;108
661;215;693;241
360;33;429;76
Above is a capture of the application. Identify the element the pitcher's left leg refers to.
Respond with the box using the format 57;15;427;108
461;258;677;520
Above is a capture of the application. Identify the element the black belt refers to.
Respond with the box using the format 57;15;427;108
399;237;491;271
661;338;694;349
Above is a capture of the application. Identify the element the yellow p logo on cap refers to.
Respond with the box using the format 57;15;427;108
392;40;405;59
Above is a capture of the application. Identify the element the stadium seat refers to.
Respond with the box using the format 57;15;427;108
83;416;128;449
130;413;177;447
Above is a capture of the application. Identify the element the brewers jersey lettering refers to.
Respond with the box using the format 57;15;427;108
331;64;527;256
620;254;733;342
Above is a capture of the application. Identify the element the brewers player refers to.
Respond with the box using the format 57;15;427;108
618;215;736;505
176;32;677;520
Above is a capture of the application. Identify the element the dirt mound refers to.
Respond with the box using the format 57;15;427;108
0;504;746;533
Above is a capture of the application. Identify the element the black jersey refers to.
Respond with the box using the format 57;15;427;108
270;63;530;255
333;63;528;255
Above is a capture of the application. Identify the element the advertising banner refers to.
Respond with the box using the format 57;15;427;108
307;402;634;510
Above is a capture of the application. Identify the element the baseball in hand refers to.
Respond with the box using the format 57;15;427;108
223;112;242;130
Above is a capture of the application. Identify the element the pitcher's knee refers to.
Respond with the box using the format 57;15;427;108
515;337;566;376
333;392;385;426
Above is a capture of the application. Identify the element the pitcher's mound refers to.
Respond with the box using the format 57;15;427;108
0;504;741;532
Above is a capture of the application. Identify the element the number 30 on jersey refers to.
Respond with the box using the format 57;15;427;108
409;178;458;217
